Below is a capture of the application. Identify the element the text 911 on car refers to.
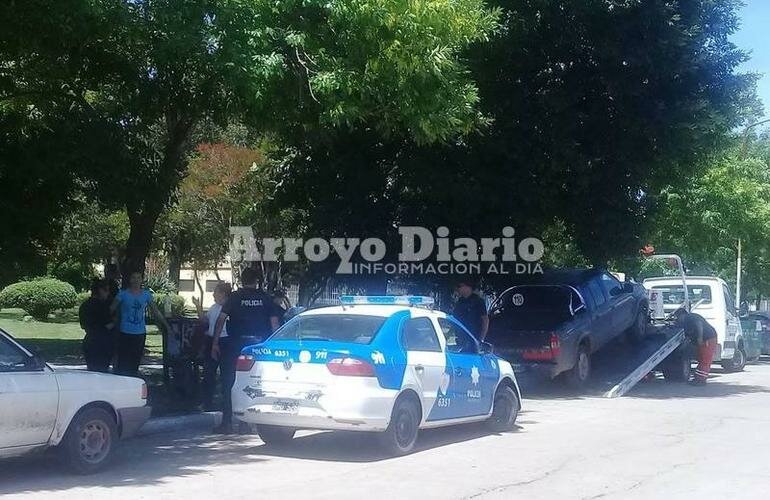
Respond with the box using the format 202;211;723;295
232;296;522;455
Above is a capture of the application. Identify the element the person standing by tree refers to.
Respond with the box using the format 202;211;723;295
193;282;232;411
112;271;170;377
78;279;115;372
453;278;489;341
211;268;280;433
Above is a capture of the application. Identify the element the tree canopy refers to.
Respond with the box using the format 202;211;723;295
1;0;498;278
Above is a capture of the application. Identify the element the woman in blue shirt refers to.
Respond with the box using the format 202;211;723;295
111;271;171;377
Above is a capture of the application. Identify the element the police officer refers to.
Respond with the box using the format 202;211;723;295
211;267;280;433
674;309;718;385
453;278;489;341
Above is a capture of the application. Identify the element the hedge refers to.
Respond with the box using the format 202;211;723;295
0;278;78;321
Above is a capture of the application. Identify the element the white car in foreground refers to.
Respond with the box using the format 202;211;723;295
232;296;521;455
0;328;151;474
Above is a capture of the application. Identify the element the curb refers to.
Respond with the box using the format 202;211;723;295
138;411;222;437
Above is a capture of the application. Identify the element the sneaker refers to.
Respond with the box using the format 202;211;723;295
688;378;707;386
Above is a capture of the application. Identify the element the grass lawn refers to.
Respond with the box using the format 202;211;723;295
0;308;163;365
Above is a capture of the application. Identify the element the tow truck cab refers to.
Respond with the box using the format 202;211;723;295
643;276;746;371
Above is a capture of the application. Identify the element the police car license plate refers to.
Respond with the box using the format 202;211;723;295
272;400;299;413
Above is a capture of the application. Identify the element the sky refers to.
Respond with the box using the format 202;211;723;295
732;0;770;127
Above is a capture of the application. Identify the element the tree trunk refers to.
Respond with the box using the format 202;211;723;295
122;206;162;282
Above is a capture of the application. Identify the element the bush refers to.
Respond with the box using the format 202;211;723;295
76;291;91;306
152;293;188;319
0;278;78;320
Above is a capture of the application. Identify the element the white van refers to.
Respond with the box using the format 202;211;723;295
643;276;746;372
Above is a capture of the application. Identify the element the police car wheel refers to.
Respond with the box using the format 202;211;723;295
487;386;519;432
256;425;296;446
381;397;420;456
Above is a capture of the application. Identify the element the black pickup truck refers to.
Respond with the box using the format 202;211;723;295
486;269;649;388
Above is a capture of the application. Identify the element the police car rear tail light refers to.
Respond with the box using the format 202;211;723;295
339;295;434;306
326;357;376;377
236;354;256;371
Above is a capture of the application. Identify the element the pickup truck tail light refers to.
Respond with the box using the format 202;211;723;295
522;333;560;361
327;357;376;377
141;383;148;400
236;355;256;371
550;333;561;357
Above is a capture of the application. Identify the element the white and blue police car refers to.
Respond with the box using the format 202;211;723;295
232;296;521;455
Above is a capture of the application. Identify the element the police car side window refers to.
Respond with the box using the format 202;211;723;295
401;318;442;352
437;318;478;355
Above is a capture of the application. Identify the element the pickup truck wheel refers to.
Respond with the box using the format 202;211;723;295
721;346;746;373
59;407;117;474
626;309;648;344
565;345;591;389
663;351;691;382
380;397;420;456
486;386;519;432
256;425;296;446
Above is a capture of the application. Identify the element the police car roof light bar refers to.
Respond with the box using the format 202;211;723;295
339;295;435;308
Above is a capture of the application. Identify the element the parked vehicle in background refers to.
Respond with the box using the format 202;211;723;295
740;313;767;360
643;276;747;372
0;328;150;474
486;269;649;389
746;312;770;355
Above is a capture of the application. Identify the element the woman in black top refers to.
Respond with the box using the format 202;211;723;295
79;279;115;372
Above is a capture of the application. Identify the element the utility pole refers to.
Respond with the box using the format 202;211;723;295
735;120;769;310
736;238;742;309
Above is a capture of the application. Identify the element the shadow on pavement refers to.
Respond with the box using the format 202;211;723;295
0;431;267;495
0;418;530;493
254;421;525;463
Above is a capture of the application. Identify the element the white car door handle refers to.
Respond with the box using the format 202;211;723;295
415;365;424;374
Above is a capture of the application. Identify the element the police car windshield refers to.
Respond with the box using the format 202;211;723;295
271;314;387;344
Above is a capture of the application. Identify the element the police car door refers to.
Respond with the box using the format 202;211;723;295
400;316;446;422
436;317;489;418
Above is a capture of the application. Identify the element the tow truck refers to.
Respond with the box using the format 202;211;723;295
596;254;694;398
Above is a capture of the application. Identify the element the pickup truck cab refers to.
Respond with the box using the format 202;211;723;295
0;328;151;473
643;276;746;372
487;269;649;389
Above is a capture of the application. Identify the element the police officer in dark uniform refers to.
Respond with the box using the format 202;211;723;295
453;278;489;341
211;267;280;433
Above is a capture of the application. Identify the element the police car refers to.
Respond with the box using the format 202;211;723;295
232;296;521;455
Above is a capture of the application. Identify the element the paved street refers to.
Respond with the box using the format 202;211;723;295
2;361;769;500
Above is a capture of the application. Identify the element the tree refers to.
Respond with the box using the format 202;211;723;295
157;141;263;286
1;0;499;278
650;138;770;304
47;205;129;289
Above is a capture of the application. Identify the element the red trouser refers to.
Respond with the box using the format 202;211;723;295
694;338;717;381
